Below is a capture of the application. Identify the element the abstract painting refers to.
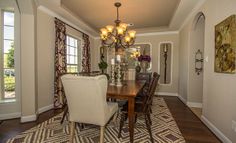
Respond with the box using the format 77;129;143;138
215;15;236;73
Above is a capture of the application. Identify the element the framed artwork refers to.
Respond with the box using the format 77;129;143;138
215;15;236;73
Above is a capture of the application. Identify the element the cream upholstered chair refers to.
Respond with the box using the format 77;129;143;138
61;75;118;143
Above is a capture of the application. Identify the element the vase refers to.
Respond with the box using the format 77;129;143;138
135;64;141;73
141;61;148;73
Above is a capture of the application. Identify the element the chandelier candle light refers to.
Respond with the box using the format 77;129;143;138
101;2;136;86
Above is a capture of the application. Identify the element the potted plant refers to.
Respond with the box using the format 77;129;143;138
98;59;108;74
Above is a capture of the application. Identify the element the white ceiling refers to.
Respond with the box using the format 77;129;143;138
61;0;180;31
37;0;202;36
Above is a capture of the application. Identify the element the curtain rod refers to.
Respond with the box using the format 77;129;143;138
55;17;88;36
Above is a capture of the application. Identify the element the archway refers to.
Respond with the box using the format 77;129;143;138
188;12;205;118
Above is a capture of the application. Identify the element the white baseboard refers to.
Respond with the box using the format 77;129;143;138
177;94;187;104
201;116;232;143
21;104;53;123
0;112;21;120
38;104;54;114
155;92;178;96
187;102;202;108
21;114;37;123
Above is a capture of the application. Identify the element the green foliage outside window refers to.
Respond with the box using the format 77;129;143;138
4;76;15;91
7;44;14;68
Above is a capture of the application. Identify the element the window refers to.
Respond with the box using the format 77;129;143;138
1;11;15;99
66;35;81;73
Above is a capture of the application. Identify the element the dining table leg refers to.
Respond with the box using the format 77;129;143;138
128;97;135;143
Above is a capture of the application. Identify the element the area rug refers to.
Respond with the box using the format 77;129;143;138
7;97;185;143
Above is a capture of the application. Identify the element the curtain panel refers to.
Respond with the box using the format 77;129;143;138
82;33;91;72
54;18;67;108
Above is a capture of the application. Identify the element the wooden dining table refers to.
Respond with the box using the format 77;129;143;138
107;80;144;143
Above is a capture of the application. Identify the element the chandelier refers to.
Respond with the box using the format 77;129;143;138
100;2;136;50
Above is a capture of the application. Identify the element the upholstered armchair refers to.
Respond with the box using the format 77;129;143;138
61;75;118;143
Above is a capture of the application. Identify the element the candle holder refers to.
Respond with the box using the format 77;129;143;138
110;64;115;85
116;62;122;86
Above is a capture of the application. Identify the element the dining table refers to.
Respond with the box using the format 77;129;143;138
107;80;144;143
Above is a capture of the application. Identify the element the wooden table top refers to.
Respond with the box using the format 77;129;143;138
107;80;144;99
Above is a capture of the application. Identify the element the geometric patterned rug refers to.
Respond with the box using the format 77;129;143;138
7;97;185;143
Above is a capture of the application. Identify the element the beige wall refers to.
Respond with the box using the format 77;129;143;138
136;34;179;93
179;0;236;142
36;9;96;109
179;26;189;101
21;14;37;117
93;33;179;94
37;9;54;109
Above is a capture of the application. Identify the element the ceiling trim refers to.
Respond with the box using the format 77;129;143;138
179;0;206;30
94;30;179;39
38;5;96;38
136;31;179;37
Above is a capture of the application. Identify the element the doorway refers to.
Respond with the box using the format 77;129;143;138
188;12;205;118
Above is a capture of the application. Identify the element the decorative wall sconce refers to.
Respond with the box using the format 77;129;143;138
163;44;168;83
195;49;203;75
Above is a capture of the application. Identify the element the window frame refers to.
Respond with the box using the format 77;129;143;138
65;35;82;73
0;10;15;100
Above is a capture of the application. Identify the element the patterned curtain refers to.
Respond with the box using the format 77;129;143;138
54;18;67;108
82;33;91;72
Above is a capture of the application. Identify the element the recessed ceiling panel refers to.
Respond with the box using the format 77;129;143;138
61;0;180;31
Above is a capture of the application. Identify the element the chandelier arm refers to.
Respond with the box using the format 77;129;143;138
120;38;135;48
102;40;114;47
120;41;129;48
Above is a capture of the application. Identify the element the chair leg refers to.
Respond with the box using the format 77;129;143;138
145;115;154;143
100;126;105;143
61;105;68;124
149;107;152;114
135;114;138;123
147;113;152;125
78;123;84;131
118;113;126;138
112;111;118;123
69;121;75;143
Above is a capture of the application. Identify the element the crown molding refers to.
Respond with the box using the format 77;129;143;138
94;30;179;40
38;5;96;39
136;31;179;37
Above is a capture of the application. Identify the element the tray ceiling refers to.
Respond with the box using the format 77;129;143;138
61;0;181;32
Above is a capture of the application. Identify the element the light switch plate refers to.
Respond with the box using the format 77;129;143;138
232;120;236;132
205;56;209;62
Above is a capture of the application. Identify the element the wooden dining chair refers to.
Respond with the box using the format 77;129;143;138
118;72;159;143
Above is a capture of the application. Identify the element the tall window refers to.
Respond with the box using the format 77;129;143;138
1;11;15;99
66;35;81;73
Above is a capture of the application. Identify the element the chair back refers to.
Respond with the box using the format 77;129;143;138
61;75;109;126
143;72;160;112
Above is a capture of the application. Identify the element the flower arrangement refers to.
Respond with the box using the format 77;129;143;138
130;51;140;59
138;55;151;62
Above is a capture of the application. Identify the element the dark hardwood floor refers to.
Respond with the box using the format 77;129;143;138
0;96;221;143
163;96;221;143
0;109;63;143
